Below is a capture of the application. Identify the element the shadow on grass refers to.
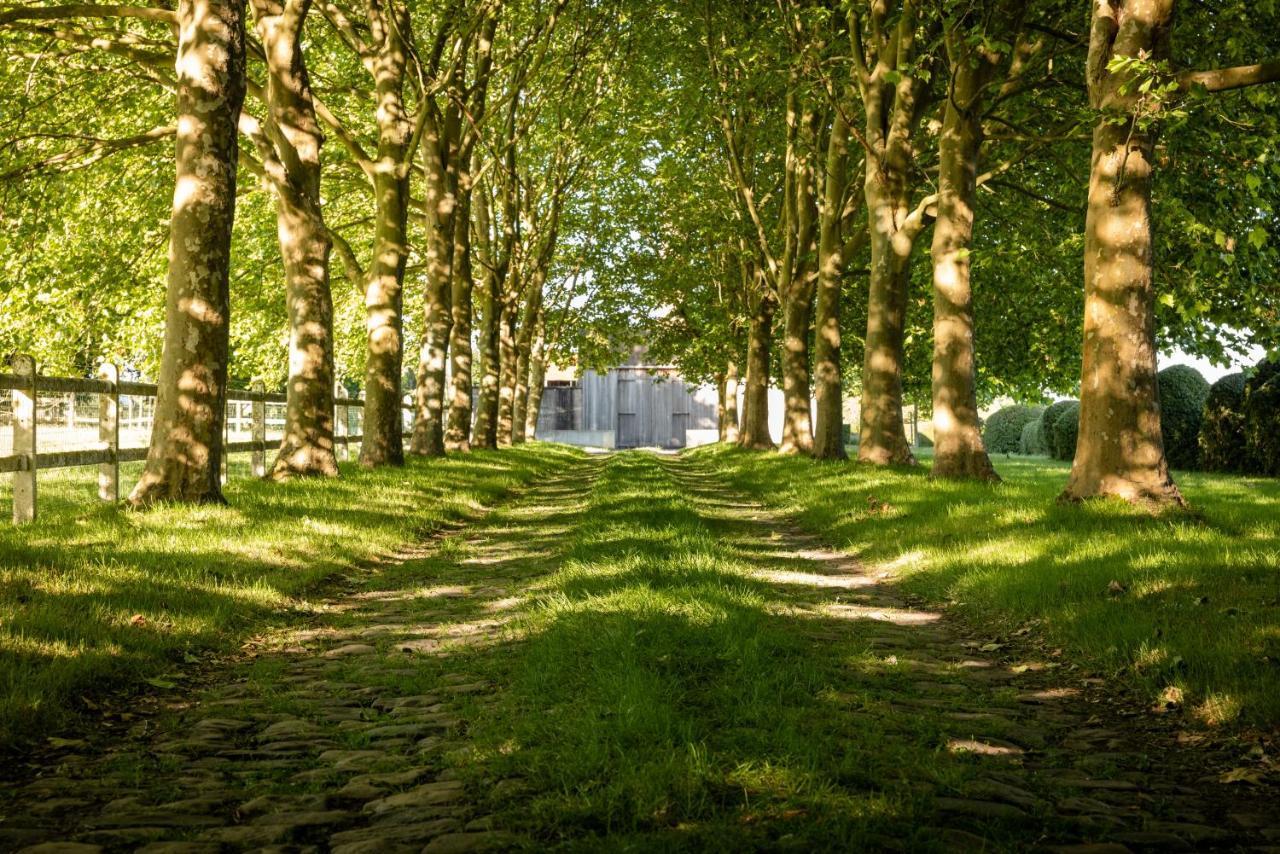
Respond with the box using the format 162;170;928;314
0;444;583;748
686;444;1280;729
364;452;1064;851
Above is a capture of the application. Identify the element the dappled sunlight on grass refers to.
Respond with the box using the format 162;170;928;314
694;445;1280;728
0;444;581;746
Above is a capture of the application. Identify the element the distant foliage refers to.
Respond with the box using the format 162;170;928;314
1199;372;1247;473
1244;359;1280;476
1019;418;1048;456
1157;365;1210;470
1050;401;1081;461
1039;399;1078;456
983;404;1044;454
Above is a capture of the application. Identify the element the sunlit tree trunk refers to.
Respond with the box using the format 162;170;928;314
1064;0;1181;504
524;307;547;440
251;0;338;480
854;2;928;467
512;270;544;444
929;35;998;482
739;292;775;450
721;354;740;443
445;183;474;452
359;0;411;468
813;112;849;461
496;273;520;446
410;110;456;457
130;0;246;506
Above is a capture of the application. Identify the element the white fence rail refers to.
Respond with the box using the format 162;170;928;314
0;354;408;525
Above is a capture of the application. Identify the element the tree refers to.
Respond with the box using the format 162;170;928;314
1063;0;1280;505
130;0;248;505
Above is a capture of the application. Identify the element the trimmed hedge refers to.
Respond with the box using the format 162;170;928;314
983;404;1044;454
1019;417;1048;456
1039;399;1078;455
1157;365;1210;470
1244;359;1280;476
1199;372;1247;473
1050;401;1080;461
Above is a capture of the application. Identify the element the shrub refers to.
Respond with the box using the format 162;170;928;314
1050;401;1080;461
1019;417;1048;456
982;404;1044;454
1157;365;1210;470
1244;359;1280;476
1199;372;1247;473
1038;399;1077;454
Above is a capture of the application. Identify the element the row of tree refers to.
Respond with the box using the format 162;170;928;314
2;1;1278;510
590;0;1278;507
0;0;623;504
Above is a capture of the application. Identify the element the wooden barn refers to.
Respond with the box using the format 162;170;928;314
534;355;719;449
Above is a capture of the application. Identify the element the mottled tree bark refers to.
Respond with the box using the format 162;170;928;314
410;108;456;457
1064;0;1181;504
250;0;338;480
359;0;411;468
721;355;740;443
512;271;544;444
524;308;547;440
739;293;776;450
812;112;850;461
778;103;819;456
929;25;999;483
855;1;928;467
130;0;246;505
496;275;519;446
444;185;474;452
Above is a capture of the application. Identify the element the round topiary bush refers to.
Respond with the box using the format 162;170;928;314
1199;372;1247;473
1050;400;1080;461
1038;399;1078;453
1157;365;1210;470
1244;359;1280;476
983;404;1044;454
1019;417;1048;456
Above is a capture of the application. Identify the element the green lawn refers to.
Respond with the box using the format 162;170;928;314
0;444;580;747
693;445;1280;730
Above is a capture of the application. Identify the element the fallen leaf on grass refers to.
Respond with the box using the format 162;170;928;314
129;614;147;626
1107;580;1127;596
1220;767;1267;785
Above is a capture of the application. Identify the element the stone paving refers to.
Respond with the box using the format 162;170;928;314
1;451;1277;852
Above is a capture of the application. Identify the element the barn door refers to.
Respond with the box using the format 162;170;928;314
616;372;639;448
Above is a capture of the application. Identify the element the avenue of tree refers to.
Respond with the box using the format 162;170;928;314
1;0;1278;508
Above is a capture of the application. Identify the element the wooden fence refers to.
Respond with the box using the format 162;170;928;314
0;354;404;525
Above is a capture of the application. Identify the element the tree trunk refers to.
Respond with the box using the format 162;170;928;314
444;186;474;452
524;308;547;440
813;113;849;461
251;0;338;480
929;67;998;482
410;119;456;457
359;2;411;468
496;279;519;446
1064;0;1182;505
472;263;502;448
857;176;917;466
720;355;741;443
739;295;775;450
129;0;246;506
779;289;814;455
512;274;543;444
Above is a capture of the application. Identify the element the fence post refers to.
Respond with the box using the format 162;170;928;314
12;354;37;525
98;362;119;503
334;381;347;461
251;380;266;477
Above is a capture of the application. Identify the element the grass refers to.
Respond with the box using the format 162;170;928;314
367;452;1065;850
693;445;1280;730
0;443;580;747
